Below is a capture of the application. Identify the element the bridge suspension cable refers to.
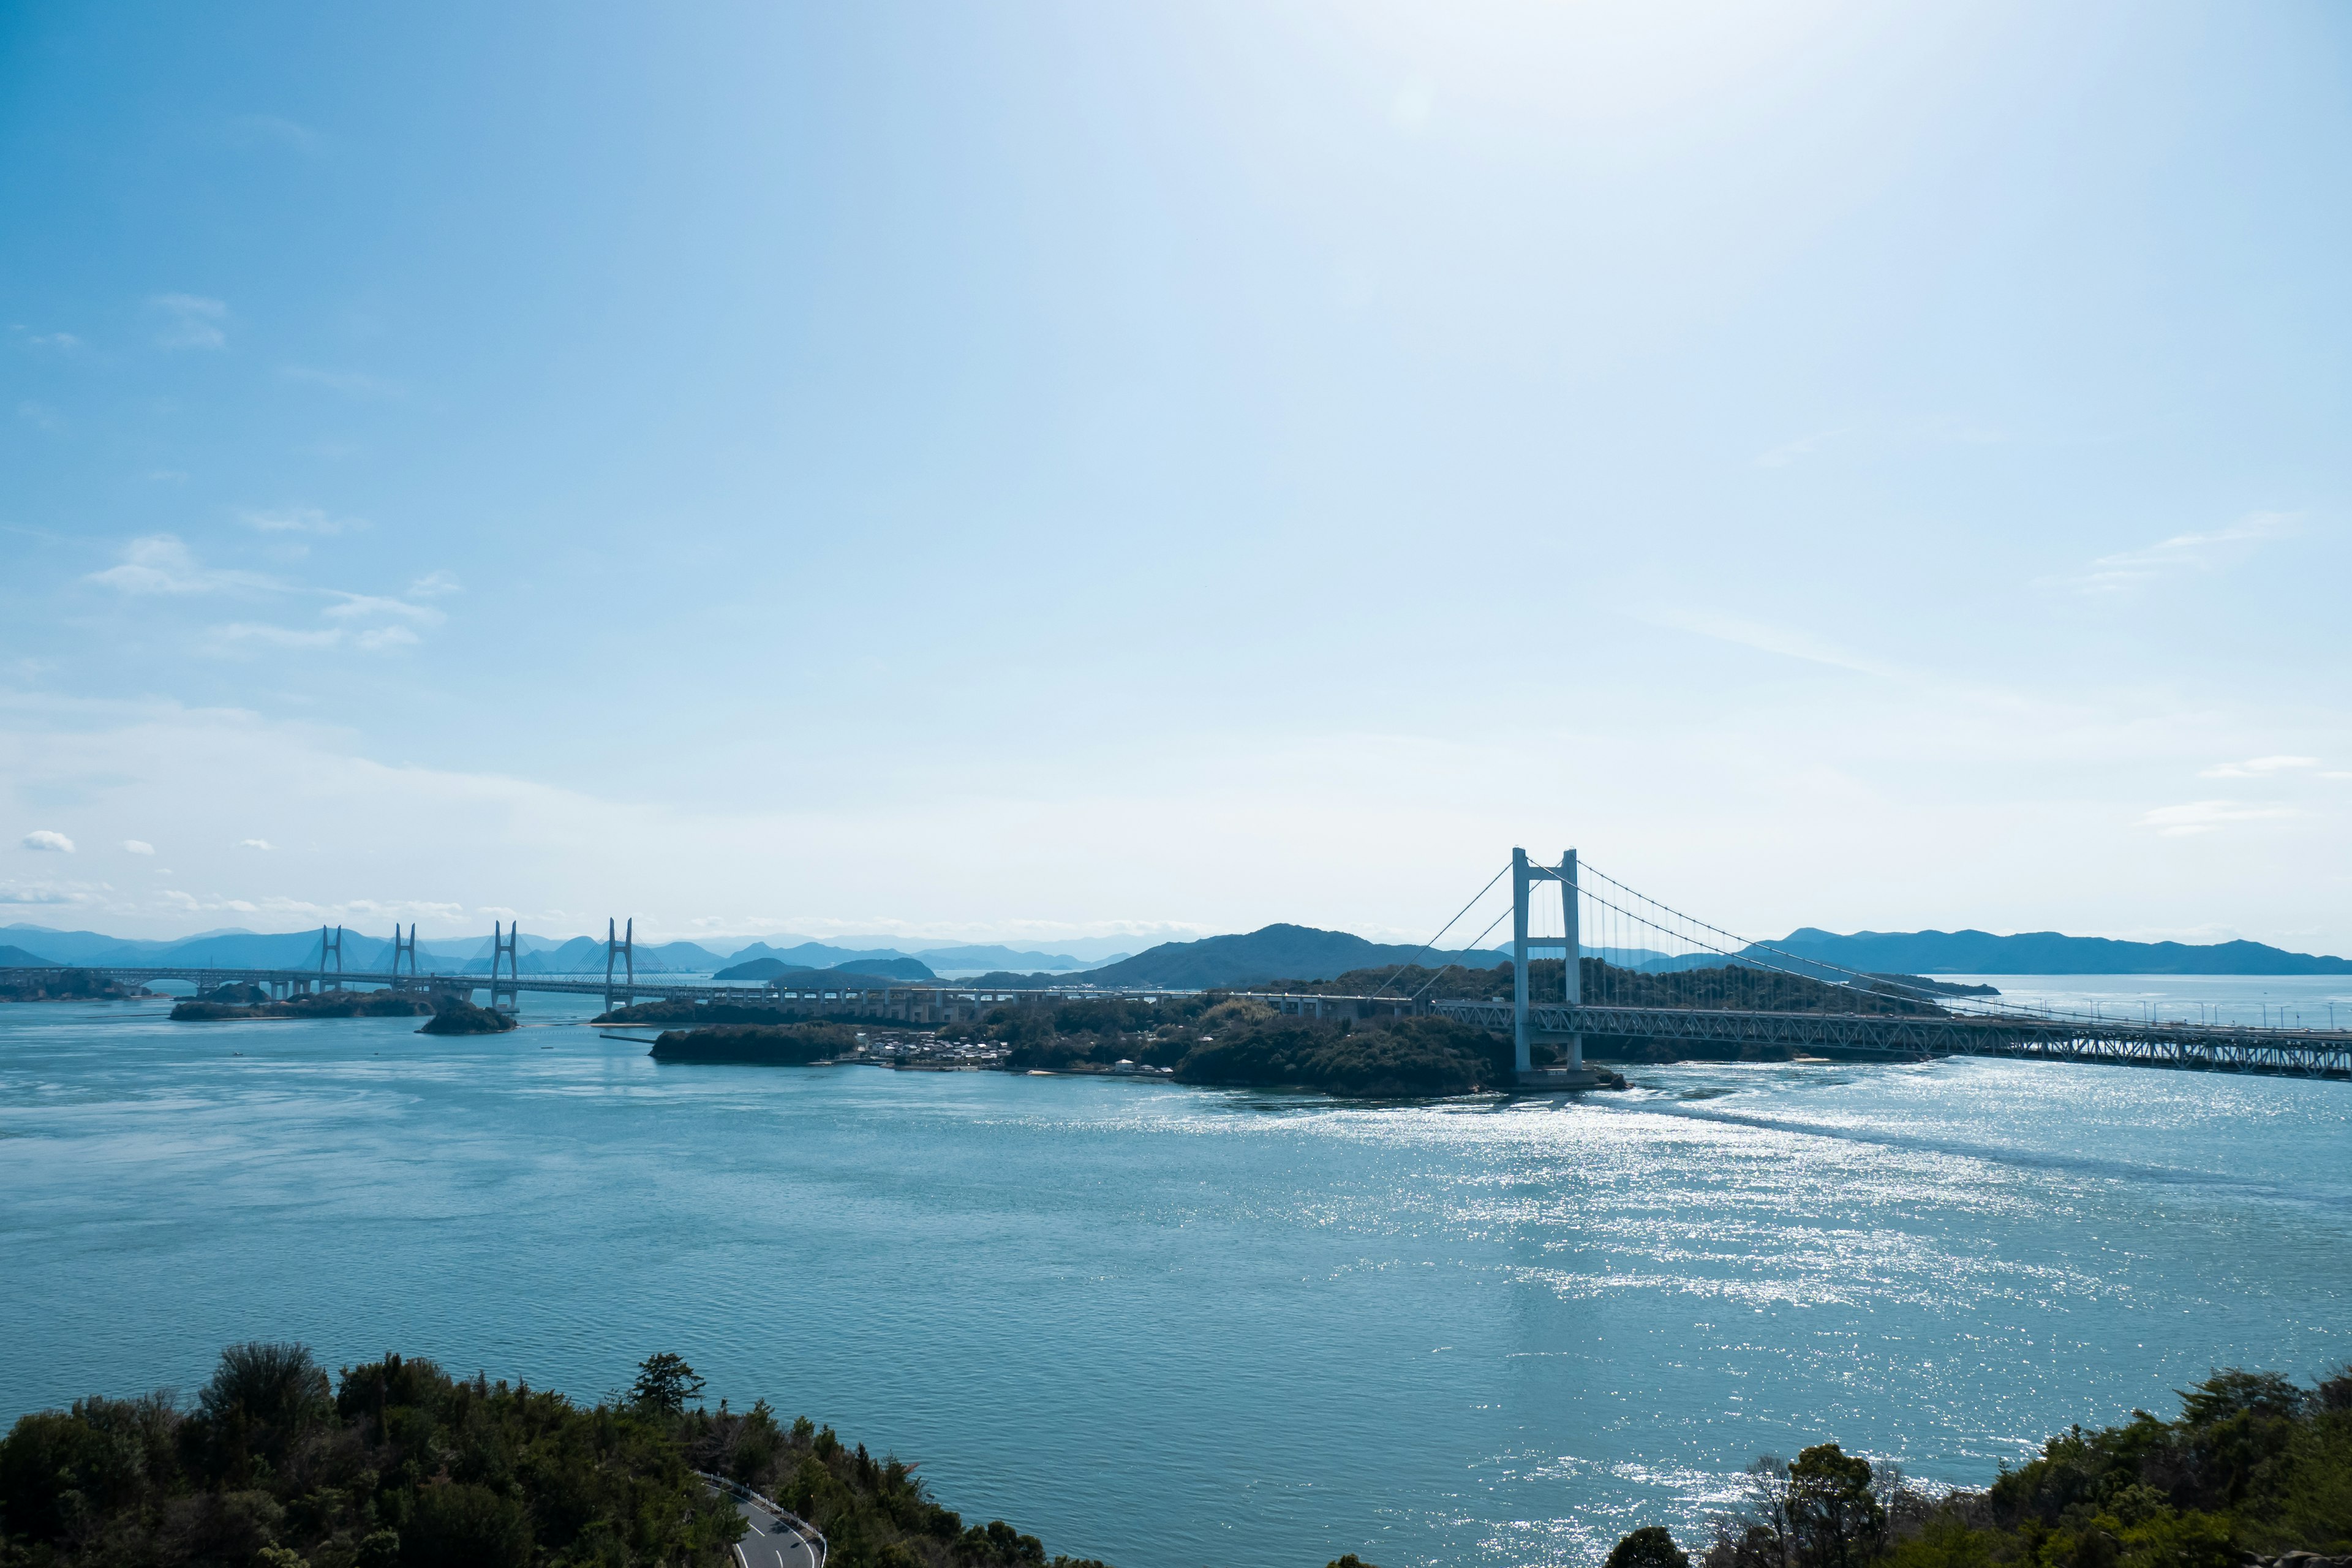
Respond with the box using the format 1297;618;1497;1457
1365;861;1511;1004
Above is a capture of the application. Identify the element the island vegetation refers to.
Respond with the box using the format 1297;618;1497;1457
649;1022;858;1064
416;1000;518;1035
0;969;148;1003
1592;1365;2352;1568
932;996;1588;1096
171;988;435;1022
0;1343;1110;1568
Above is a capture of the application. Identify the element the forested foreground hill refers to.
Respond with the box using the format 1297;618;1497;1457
1580;1368;2352;1568
0;1344;1109;1568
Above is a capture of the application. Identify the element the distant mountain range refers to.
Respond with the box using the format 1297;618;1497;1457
1073;924;1509;989
0;924;1109;977
1748;927;2352;977
714;956;938;982
6;921;2343;985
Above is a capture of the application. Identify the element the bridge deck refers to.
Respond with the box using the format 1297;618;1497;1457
1427;999;2352;1078
28;967;2350;1078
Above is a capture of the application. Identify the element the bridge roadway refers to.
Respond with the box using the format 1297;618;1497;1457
41;965;2352;1078
52;965;1165;1019
1425;998;2352;1079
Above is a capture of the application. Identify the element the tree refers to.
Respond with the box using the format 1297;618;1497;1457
1785;1444;1885;1568
630;1352;706;1415
1610;1526;1693;1568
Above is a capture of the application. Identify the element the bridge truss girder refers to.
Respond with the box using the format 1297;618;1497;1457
1430;1000;2351;1079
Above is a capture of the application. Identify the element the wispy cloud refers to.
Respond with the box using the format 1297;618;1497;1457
323;593;443;627
21;830;74;853
211;590;438;654
280;365;401;398
1757;426;1849;469
2059;511;2295;596
1647;608;1899;678
241;505;369;535
88;535;279;596
408;570;462;598
236;839;272;851
213;623;344;650
2199;755;2320;779
152;293;228;350
0;881;99;906
124;840;155;855
2136;800;2302;837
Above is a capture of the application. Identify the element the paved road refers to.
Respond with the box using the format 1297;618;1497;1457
729;1496;818;1568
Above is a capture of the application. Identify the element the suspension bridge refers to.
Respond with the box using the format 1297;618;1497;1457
1243;848;2352;1086
29;850;2352;1083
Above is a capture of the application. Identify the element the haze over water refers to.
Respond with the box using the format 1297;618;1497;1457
3;993;2345;1568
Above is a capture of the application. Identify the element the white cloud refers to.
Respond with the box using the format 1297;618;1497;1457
152;293;227;350
0;881;97;906
323;593;443;625
211;623;344;650
209;589;440;655
2062;511;2295;596
88;535;279;596
2135;801;2301;837
2199;755;2321;779
237;839;273;851
22;830;74;852
408;570;462;598
242;506;369;535
124;839;155;855
28;332;81;350
18;401;59;431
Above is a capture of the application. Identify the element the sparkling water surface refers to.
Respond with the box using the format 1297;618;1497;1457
1;990;2346;1568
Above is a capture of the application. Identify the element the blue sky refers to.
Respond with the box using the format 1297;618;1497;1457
3;1;2348;949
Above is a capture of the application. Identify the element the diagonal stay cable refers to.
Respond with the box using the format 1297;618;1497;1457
1366;861;1510;1002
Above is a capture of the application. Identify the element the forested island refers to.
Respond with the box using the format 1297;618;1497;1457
0;968;148;1003
0;1343;1108;1568
415;1000;518;1035
649;1021;857;1063
621;956;2015;1093
171;986;435;1022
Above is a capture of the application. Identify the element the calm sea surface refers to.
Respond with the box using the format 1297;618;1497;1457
2;984;2347;1568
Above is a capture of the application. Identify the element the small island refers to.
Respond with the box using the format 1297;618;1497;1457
0;968;150;1003
417;998;519;1035
649;1021;858;1063
171;986;435;1022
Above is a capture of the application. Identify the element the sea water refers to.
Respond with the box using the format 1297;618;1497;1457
1;989;2346;1568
